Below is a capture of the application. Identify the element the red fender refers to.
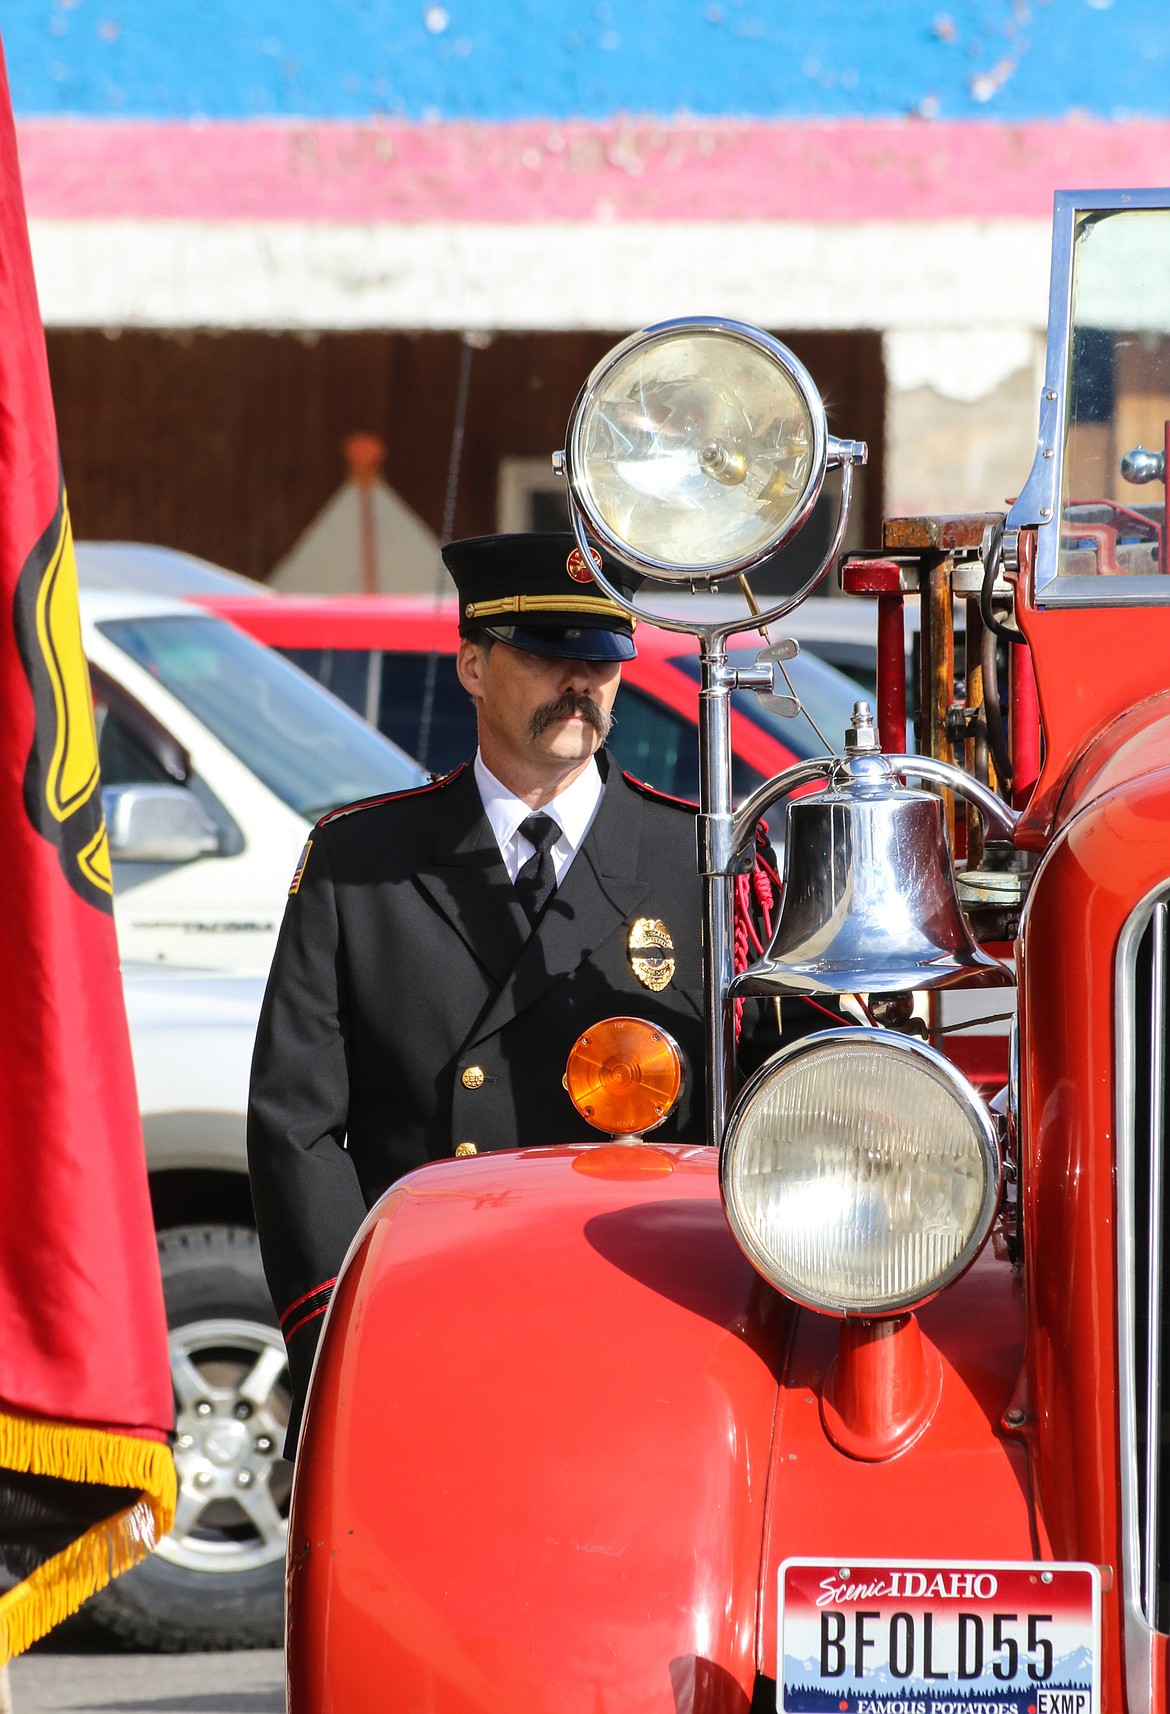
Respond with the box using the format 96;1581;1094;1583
1017;724;1170;1713
288;1145;1039;1711
287;1143;793;1714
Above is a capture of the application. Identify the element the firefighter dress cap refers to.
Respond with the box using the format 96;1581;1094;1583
443;532;637;662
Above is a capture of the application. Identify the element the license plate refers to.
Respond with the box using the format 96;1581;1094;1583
779;1559;1101;1714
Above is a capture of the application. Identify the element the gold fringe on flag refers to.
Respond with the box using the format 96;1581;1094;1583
0;1408;176;1664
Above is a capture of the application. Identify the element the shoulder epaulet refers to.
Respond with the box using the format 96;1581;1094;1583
620;770;699;813
316;763;466;829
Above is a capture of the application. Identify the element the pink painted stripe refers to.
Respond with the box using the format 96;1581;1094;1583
15;117;1170;225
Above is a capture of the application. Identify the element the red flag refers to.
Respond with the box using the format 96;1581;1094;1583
0;37;174;1659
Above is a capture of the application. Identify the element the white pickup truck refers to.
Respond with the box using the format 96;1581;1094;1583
84;580;423;973
100;965;278;1652
74;548;425;1650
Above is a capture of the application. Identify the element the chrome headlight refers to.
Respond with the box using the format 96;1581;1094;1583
721;1028;1001;1315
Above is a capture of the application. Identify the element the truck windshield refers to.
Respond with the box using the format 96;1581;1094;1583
98;614;425;818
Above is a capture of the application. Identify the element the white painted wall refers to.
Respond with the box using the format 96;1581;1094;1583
31;216;1054;521
30;218;1051;334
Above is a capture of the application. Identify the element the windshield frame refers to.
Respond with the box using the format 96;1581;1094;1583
1009;187;1170;610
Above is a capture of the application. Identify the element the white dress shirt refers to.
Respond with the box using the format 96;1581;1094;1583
474;752;605;886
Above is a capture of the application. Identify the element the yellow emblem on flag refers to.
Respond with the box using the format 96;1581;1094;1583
36;520;99;824
14;490;112;905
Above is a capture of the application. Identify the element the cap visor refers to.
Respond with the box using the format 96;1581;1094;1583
486;624;636;662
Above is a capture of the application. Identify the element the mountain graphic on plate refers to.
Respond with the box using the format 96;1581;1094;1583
784;1642;1094;1699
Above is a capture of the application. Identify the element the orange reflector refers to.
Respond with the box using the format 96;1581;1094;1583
564;1016;683;1137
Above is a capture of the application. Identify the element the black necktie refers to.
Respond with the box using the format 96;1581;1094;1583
515;813;560;927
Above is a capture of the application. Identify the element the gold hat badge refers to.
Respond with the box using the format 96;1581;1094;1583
627;917;675;992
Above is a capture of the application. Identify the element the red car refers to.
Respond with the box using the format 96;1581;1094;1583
201;591;871;809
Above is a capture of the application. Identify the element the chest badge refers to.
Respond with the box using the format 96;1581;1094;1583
628;917;675;992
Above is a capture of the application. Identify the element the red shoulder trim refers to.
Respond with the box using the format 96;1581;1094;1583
316;764;467;828
284;1302;331;1341
279;1277;338;1327
620;770;699;813
280;1277;337;1342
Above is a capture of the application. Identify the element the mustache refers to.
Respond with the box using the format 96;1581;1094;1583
530;692;614;743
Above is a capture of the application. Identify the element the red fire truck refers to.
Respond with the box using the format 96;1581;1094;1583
284;189;1170;1714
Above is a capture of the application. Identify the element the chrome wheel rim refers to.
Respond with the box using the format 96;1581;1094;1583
161;1317;291;1574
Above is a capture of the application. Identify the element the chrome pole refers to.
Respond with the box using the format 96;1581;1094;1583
560;359;866;1152
697;638;735;1150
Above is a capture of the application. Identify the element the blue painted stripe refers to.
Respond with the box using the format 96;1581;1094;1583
5;1;1170;123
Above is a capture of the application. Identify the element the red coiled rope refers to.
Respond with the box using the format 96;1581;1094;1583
732;830;780;1041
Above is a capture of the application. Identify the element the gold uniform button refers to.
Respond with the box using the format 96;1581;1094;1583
455;1141;478;1158
461;1065;486;1090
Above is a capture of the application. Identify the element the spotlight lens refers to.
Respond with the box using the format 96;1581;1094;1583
568;324;825;579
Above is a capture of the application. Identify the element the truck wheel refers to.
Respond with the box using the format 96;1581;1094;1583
89;1225;291;1651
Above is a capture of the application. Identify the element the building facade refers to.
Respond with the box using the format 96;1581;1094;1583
7;1;1170;577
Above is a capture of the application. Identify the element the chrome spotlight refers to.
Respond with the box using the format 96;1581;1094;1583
560;317;864;585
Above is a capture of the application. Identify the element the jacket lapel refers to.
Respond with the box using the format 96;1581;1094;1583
412;767;530;984
462;768;651;1049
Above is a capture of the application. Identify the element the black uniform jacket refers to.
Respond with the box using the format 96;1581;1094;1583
248;757;789;1434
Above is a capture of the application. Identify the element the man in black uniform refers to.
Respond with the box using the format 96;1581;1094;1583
248;532;787;1440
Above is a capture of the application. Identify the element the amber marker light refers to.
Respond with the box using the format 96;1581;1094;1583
565;1017;684;1139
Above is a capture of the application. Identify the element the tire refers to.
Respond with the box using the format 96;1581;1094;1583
89;1225;291;1651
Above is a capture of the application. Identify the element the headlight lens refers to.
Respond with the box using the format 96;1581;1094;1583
721;1028;1000;1314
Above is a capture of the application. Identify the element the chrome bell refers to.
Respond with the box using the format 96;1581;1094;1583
730;710;1011;998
